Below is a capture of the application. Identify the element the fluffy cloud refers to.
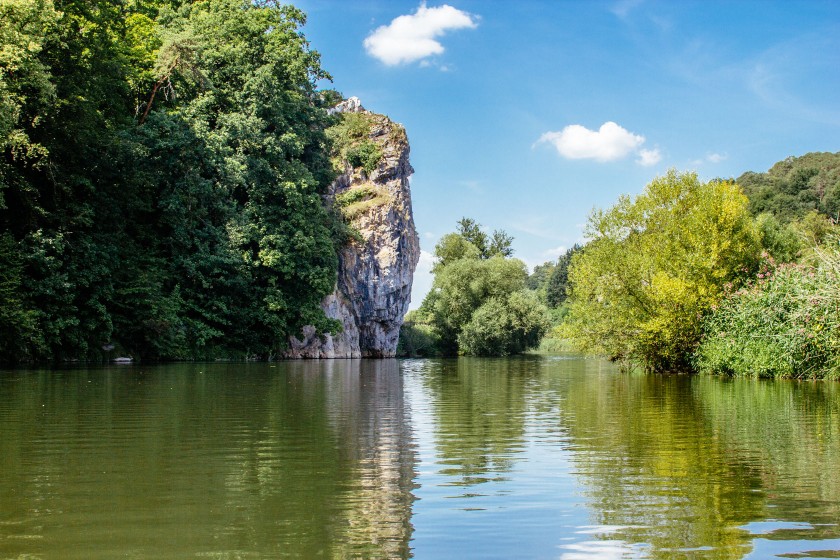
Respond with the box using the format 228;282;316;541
538;122;661;166
364;3;478;66
690;152;729;166
637;148;662;166
538;122;644;162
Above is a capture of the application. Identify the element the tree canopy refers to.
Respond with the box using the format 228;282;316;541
562;170;762;372
738;151;840;223
402;219;549;357
0;0;344;362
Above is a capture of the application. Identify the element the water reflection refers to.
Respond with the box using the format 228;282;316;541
417;358;539;486
543;360;840;559
0;360;415;559
2;357;840;559
556;369;767;559
408;356;840;559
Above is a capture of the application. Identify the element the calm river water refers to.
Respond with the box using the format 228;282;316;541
1;357;839;559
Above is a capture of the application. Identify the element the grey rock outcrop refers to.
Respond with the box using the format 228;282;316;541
286;99;420;358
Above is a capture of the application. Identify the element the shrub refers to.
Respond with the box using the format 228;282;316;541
325;112;382;173
346;141;382;173
457;291;550;356
397;321;440;357
695;247;840;379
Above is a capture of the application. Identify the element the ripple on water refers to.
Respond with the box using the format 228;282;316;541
2;359;840;559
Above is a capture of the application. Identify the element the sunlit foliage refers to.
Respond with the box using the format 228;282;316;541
562;170;761;371
401;219;549;356
696;240;840;379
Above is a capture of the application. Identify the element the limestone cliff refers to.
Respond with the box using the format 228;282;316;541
286;98;420;358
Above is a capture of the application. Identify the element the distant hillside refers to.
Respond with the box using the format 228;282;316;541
737;152;840;222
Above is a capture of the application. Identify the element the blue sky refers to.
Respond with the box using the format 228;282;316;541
296;0;840;308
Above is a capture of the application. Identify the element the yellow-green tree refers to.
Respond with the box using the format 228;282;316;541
563;170;761;371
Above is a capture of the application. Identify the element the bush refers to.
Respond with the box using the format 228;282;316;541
695;247;840;379
457;291;550;356
325;112;383;173
397;321;440;357
345;141;382;173
562;170;761;372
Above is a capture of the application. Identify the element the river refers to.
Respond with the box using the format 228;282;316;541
1;356;839;559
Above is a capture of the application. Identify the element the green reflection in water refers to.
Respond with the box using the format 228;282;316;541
418;358;540;486
411;356;840;559
2;357;839;559
0;361;415;560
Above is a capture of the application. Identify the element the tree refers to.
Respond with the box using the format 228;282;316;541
0;0;344;362
562;170;761;372
404;217;549;356
458;291;550;356
433;232;481;272
488;229;514;258
455;217;514;259
526;261;555;291
0;232;36;360
456;217;489;256
738;151;840;222
0;0;60;209
545;245;581;308
429;256;529;354
754;213;801;264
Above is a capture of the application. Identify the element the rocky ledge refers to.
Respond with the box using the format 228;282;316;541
286;98;420;358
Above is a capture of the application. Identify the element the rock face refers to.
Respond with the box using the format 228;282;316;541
286;98;420;358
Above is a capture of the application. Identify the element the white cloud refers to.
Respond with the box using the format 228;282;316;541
364;3;478;66
637;148;662;166
689;152;728;166
418;249;435;268
537;122;645;162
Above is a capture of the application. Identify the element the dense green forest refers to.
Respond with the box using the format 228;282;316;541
738;152;840;222
0;0;351;363
4;1;839;373
402;155;840;367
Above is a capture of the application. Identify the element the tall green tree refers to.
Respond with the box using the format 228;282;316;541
131;0;340;357
456;217;513;259
409;218;549;356
562;170;761;372
545;245;581;308
0;0;343;362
